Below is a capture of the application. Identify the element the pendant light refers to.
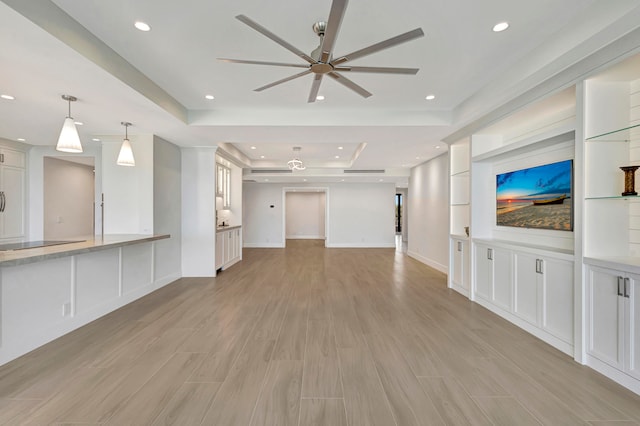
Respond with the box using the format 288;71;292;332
117;122;135;166
56;95;83;153
287;146;306;171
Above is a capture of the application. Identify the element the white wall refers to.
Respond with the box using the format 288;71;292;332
43;157;94;239
408;153;449;273
153;136;182;283
285;192;326;239
102;135;154;234
244;182;395;248
181;147;216;276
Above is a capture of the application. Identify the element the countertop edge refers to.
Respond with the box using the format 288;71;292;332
216;225;242;233
0;234;170;267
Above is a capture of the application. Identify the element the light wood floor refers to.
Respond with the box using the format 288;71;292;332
1;240;640;425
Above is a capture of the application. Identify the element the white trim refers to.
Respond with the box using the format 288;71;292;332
285;235;326;240
243;242;286;248
326;242;396;248
407;250;448;274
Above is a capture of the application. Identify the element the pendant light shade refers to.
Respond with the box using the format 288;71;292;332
56;95;83;153
117;122;135;166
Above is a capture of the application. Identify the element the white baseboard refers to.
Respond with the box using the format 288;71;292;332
243;242;286;248
325;242;396;248
407;250;448;274
285;235;326;240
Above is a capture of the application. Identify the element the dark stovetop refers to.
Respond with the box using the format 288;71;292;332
0;240;84;251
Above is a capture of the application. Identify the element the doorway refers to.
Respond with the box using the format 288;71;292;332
395;193;403;234
43;156;95;239
283;189;328;247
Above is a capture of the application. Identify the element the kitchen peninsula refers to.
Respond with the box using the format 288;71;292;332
0;234;171;365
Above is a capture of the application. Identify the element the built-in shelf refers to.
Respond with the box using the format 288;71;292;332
585;195;640;200
451;170;470;177
585;123;640;142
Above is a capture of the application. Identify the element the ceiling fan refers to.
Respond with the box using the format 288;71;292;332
218;0;424;103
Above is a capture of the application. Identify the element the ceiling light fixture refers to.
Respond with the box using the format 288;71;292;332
287;146;306;171
74;121;84;126
92;138;101;142
1;94;15;100
205;94;215;100
134;21;151;31
56;95;83;153
117;122;135;166
316;95;325;101
17;138;25;142
338;146;343;150
493;22;509;32
425;94;435;100
335;155;340;159
251;146;257;150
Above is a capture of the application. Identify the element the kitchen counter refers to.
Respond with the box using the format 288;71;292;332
0;234;169;267
216;225;241;233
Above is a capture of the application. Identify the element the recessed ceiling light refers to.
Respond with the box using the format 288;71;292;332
92;138;101;142
338;146;343;150
493;22;509;32
251;146;257;150
335;155;340;159
416;156;420;160
1;94;15;100
435;145;440;149
341;179;345;182
303;179;307;182
17;138;25;142
265;178;269;182
425;94;435;100
260;155;265;159
74;121;83;126
205;94;215;100
134;21;151;31
316;95;325;101
379;179;384;182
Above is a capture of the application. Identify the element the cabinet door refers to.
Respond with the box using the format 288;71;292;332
514;252;539;326
492;247;512;311
626;273;640;380
587;266;624;370
234;229;241;259
542;257;574;343
0;148;25;168
475;244;492;300
216;165;224;196
451;240;464;288
0;165;25;239
226;230;234;263
223;167;231;209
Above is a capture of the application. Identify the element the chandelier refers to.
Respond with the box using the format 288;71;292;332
287;146;306;171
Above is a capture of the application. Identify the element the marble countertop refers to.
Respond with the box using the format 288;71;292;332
0;234;169;267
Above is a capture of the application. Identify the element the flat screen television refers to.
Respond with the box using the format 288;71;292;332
496;159;573;231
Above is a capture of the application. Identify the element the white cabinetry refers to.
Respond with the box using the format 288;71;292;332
0;146;26;241
450;237;469;294
215;226;242;271
474;240;574;354
587;264;640;386
449;137;470;296
216;163;231;209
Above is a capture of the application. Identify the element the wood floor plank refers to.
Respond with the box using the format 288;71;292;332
472;396;543;426
299;398;348;426
104;352;206;424
338;346;397;426
419;376;493;426
250;360;303;426
364;330;445;426
302;320;343;398
200;338;275;426
151;381;221;425
2;241;640;425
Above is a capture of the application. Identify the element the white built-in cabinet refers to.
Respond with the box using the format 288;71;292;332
0;145;26;241
448;137;470;296
216;226;242;271
586;264;640;383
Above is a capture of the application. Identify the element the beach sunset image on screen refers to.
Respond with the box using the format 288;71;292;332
496;159;573;231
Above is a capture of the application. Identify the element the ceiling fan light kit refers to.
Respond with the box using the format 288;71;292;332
219;0;424;102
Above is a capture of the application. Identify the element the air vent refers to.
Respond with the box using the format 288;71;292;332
251;169;292;174
343;169;385;174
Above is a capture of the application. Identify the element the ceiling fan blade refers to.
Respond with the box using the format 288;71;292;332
332;28;424;65
333;65;419;74
320;0;348;62
218;58;309;69
254;69;312;92
307;74;324;103
236;15;317;64
328;72;372;98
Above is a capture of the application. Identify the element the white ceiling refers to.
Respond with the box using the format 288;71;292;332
1;0;640;184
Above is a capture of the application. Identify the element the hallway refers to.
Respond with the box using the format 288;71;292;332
1;240;639;425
